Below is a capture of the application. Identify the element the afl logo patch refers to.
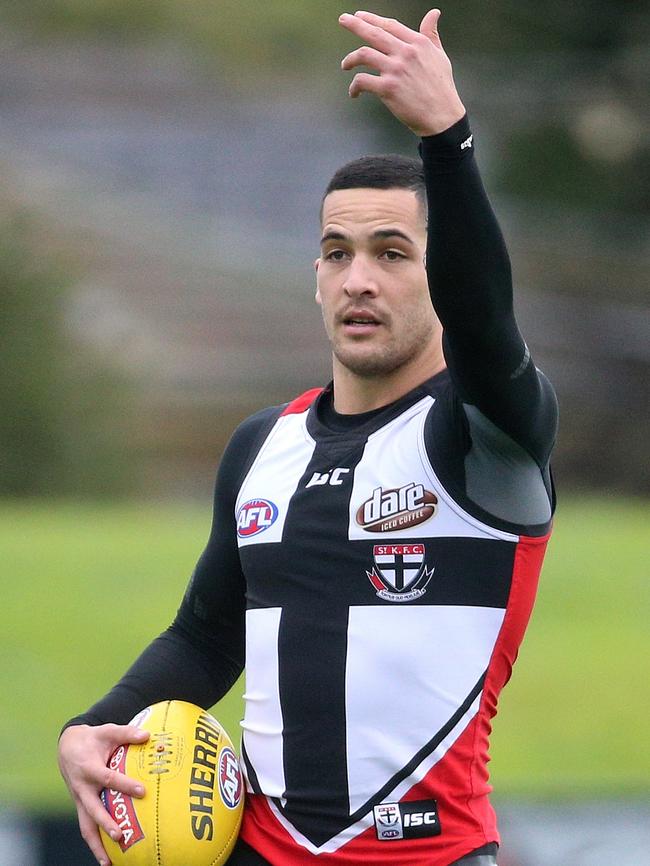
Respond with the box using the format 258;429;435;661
218;747;243;809
236;499;278;538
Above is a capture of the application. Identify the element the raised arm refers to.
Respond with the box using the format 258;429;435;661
339;8;557;465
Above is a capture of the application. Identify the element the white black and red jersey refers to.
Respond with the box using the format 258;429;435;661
65;115;558;866
214;371;553;866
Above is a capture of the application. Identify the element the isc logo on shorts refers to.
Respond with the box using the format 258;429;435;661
237;499;278;538
373;799;441;841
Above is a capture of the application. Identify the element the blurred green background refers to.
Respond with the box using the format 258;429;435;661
0;0;648;843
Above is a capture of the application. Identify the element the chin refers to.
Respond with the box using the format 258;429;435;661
334;346;413;379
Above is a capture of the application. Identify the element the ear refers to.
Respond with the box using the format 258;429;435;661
314;258;322;305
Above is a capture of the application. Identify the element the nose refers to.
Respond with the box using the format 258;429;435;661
342;254;378;299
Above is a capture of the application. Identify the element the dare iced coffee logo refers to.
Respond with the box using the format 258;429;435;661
356;483;437;533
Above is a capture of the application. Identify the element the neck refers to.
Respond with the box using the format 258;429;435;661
331;339;446;414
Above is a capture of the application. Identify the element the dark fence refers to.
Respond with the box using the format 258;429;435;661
3;803;650;866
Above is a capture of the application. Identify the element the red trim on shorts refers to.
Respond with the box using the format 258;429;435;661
240;789;495;865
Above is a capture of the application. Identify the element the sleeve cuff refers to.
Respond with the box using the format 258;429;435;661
59;714;100;740
418;114;474;168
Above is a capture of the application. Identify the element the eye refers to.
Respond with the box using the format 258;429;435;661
380;249;407;261
324;249;349;262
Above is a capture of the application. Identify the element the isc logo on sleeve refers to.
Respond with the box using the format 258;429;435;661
236;499;279;538
373;799;441;841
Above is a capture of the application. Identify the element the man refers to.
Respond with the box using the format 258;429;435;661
58;9;558;866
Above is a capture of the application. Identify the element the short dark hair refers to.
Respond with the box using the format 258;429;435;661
321;154;426;221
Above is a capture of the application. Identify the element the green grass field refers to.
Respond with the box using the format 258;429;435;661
1;496;648;812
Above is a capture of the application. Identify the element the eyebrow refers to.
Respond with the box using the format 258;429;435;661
320;228;415;247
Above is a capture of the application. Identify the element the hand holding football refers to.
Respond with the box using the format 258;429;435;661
100;700;244;866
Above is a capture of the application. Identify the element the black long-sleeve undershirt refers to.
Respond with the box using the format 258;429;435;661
61;410;268;729
63;116;557;733
421;114;557;467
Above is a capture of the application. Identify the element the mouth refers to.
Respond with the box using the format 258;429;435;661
339;310;383;335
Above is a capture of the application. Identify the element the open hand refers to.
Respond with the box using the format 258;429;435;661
339;9;465;137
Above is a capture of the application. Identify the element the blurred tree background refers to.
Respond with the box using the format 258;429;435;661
0;213;136;496
0;0;648;497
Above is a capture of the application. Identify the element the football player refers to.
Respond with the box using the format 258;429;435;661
59;9;557;866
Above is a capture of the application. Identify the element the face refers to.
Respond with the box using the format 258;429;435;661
315;186;438;381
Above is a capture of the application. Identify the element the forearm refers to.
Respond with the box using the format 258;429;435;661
62;620;244;731
422;114;519;354
422;116;558;462
61;408;281;733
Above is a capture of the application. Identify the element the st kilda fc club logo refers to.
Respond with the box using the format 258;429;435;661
367;543;434;603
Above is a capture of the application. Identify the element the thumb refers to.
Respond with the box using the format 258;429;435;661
420;9;442;46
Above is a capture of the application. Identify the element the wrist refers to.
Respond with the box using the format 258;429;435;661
418;114;473;173
412;101;466;138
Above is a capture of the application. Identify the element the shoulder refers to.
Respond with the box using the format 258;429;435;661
279;387;324;417
224;405;285;469
210;405;285;505
230;404;285;444
229;387;323;446
220;388;324;485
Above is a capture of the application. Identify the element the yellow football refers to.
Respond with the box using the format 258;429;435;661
99;700;244;865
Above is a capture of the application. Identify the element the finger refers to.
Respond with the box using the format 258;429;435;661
419;8;443;47
352;10;419;43
79;786;124;842
98;763;146;799
74;754;146;802
100;724;150;747
338;12;402;54
77;802;114;866
348;72;384;99
341;45;391;73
